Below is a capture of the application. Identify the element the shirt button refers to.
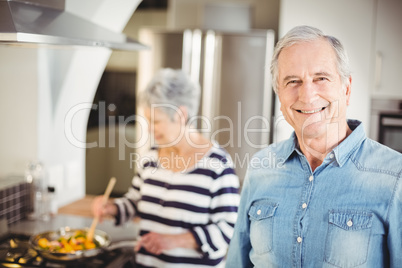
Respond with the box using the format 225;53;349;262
329;153;334;159
309;175;314;182
257;209;261;215
302;203;307;209
297;237;302;243
347;220;353;227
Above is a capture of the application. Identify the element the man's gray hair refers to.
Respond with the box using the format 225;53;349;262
270;25;351;93
139;68;201;121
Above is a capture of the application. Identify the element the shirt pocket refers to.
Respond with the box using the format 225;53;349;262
324;210;373;268
248;199;278;255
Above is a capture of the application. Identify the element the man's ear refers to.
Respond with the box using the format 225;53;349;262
345;76;352;106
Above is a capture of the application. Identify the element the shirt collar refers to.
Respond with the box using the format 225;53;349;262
333;119;366;167
275;132;299;162
278;119;367;167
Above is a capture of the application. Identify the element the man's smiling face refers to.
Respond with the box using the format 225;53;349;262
277;38;351;140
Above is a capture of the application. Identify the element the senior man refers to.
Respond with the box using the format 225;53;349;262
226;25;402;267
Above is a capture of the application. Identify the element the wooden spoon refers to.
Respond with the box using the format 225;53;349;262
87;177;116;241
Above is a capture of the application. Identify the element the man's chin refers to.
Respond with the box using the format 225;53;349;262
299;123;327;139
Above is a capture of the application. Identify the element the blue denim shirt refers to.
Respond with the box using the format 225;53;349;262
226;120;402;268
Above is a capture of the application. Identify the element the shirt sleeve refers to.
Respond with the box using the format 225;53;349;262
113;172;143;226
387;173;402;266
190;167;240;260
225;169;253;267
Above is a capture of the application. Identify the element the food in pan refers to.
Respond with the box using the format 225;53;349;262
37;230;99;253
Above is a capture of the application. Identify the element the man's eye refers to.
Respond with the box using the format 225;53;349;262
287;80;300;85
316;77;327;81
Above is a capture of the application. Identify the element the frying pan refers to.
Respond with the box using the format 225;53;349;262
29;227;111;261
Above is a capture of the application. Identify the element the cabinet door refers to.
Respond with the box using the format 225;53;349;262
373;0;402;98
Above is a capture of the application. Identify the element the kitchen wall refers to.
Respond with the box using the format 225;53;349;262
0;48;38;175
0;0;141;208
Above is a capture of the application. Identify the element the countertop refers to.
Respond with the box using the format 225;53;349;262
58;194;99;218
8;195;139;243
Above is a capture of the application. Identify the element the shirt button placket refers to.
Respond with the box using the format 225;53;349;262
295;174;312;264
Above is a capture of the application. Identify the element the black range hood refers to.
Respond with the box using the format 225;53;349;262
0;0;148;50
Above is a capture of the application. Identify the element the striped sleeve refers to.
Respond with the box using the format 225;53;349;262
190;163;240;259
113;150;156;226
113;173;143;225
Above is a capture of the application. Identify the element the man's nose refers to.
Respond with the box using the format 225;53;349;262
298;81;318;104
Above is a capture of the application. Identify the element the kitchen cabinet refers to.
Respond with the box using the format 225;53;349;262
372;0;402;98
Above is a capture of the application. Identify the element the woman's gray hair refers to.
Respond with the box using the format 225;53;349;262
139;68;201;121
270;25;351;93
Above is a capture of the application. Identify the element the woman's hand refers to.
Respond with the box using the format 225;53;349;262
91;195;117;222
134;232;198;255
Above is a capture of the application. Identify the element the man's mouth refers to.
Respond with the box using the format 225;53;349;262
296;105;328;114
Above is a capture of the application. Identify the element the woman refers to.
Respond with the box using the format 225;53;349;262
92;68;240;267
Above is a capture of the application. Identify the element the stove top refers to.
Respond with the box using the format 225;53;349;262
0;234;136;268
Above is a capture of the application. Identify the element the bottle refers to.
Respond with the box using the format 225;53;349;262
47;186;58;216
25;161;48;221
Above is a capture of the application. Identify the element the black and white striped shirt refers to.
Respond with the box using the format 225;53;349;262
114;144;240;267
